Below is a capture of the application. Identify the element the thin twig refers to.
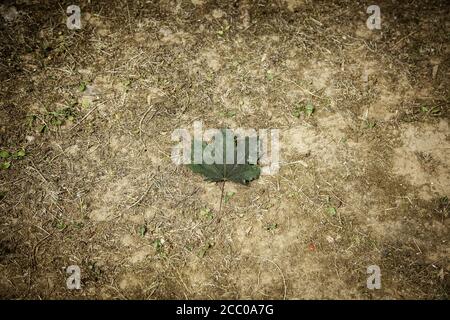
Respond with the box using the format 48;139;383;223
127;174;156;209
281;78;326;100
32;233;52;269
70;102;103;131
281;159;309;168
139;105;158;139
248;255;287;300
171;187;200;209
28;160;48;183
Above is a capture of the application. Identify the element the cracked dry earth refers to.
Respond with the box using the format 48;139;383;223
0;0;449;299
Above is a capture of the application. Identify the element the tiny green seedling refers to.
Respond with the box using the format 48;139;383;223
123;79;132;87
0;150;10;159
327;206;337;216
220;110;236;118
224;191;235;204
200;208;214;220
1;161;11;170
198;242;213;258
0;149;27;169
217;25;230;37
88;262;102;278
33;106;77;132
305;103;315;116
81;98;91;109
365;120;376;129
153;239;164;253
293;102;315;118
265;223;278;231
138;225;147;237
56;220;67;231
73;221;84;229
421;105;442;116
12;149;26;159
26;114;37;128
78;82;87;92
293;106;302;118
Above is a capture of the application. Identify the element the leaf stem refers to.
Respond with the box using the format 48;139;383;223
219;180;225;214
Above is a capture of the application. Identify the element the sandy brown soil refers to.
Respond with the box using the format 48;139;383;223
0;0;448;299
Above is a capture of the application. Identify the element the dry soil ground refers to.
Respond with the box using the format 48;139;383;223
0;0;449;299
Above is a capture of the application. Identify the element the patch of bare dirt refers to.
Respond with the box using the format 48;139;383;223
0;0;448;299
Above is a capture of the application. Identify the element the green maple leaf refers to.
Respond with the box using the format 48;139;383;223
187;129;261;185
